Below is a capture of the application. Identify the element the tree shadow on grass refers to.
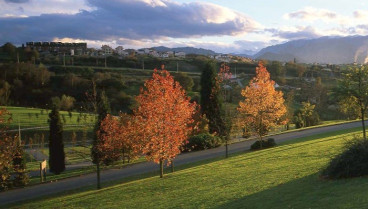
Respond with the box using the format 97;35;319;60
215;173;368;209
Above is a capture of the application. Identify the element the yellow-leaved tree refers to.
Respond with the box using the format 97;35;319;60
238;62;287;148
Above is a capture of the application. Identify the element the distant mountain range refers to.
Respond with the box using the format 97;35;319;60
152;46;217;55
151;36;368;64
254;36;368;64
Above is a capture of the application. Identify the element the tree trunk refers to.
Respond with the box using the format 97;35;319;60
171;160;174;173
122;149;125;164
225;139;228;158
259;135;263;149
362;107;366;140
96;162;101;189
159;159;164;178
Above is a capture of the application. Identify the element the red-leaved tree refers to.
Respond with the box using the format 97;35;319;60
135;69;197;178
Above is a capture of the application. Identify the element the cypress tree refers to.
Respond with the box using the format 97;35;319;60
200;61;227;137
91;91;110;189
48;104;65;174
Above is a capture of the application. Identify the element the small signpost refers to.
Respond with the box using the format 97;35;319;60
40;160;47;182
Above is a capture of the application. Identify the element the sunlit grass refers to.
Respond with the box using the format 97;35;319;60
10;127;368;209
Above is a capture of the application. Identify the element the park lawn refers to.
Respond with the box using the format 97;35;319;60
0;106;95;129
9;127;368;209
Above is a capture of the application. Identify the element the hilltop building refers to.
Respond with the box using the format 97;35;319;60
25;42;87;55
101;45;113;55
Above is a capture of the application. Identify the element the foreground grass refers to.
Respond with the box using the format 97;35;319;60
9;127;368;209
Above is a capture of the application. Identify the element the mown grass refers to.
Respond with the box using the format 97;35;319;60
0;106;96;146
0;106;95;129
8;127;368;209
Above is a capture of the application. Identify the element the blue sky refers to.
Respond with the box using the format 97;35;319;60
1;0;367;54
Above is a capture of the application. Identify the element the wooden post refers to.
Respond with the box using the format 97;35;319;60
40;160;47;182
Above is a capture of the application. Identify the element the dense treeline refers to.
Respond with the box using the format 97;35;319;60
0;42;359;123
0;62;136;113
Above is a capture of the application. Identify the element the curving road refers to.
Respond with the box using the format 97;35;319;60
0;120;364;207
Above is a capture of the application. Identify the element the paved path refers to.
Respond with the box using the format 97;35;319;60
0;120;364;207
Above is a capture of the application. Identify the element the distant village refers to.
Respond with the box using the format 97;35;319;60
24;41;252;63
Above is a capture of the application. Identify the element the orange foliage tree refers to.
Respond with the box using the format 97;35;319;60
238;62;287;147
96;115;123;165
135;69;197;178
0;109;17;190
96;113;142;164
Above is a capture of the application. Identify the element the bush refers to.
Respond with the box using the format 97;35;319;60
250;138;276;150
322;138;368;179
183;133;222;152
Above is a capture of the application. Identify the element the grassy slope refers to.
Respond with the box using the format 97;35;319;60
9;127;368;209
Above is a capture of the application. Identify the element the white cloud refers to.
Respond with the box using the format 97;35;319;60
284;7;338;22
354;10;368;19
0;0;261;46
0;0;94;17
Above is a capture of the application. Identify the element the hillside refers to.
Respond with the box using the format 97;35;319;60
254;36;368;64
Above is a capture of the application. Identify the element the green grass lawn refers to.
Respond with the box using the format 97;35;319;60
9;127;368;209
0;106;96;146
0;106;95;129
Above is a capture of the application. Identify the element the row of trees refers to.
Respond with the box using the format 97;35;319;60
89;62;289;188
92;67;196;188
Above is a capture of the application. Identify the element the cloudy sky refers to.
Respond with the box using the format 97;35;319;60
0;0;367;54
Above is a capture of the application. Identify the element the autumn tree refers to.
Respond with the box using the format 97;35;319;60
95;115;125;163
135;69;196;178
200;61;227;137
96;113;142;167
238;62;287;148
335;66;368;140
48;102;65;174
0;109;17;191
